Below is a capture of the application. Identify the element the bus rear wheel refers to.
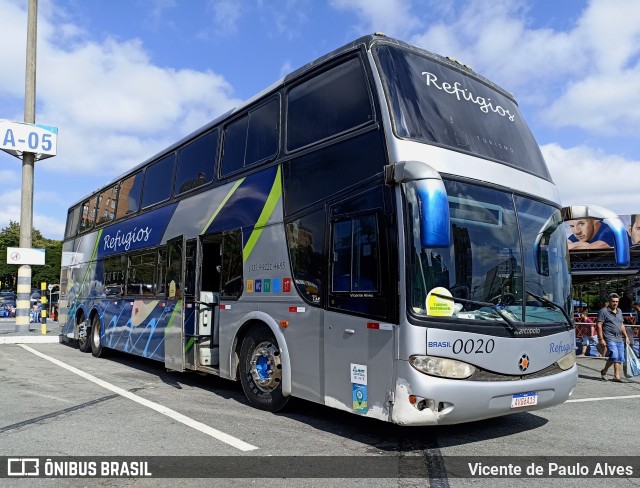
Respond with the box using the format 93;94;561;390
239;327;288;412
90;315;106;358
77;316;91;353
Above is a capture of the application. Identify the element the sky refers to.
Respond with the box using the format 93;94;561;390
0;0;639;240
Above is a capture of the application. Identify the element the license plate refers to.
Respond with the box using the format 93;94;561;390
511;392;538;408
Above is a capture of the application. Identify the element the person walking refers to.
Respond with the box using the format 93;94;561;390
597;293;631;382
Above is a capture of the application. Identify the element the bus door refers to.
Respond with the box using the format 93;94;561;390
165;235;187;372
196;235;223;368
323;199;396;420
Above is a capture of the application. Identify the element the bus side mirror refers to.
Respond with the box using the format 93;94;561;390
562;205;630;268
387;161;451;248
416;179;451;248
533;215;558;276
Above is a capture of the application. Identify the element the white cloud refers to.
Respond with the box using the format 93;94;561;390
340;0;640;214
542;143;640;214
1;1;241;177
0;169;21;187
403;0;640;134
544;69;640;135
207;0;243;37
0;189;25;237
330;0;421;38
408;0;586;102
0;0;243;239
0;184;65;238
542;1;640;134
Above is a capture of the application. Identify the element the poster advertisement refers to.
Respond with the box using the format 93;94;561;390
565;214;639;251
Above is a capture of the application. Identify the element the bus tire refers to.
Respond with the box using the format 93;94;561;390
77;316;91;353
90;315;106;358
239;327;288;412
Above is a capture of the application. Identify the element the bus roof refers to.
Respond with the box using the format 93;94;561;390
68;33;516;209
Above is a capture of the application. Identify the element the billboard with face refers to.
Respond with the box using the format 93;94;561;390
566;214;639;251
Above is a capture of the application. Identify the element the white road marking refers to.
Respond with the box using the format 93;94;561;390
19;344;258;452
567;394;640;403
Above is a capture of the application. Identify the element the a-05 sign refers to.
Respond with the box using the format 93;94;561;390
0;119;58;160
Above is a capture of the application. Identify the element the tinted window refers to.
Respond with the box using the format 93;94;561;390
332;215;379;293
222;117;247;175
104;254;127;295
184;241;197;297
222;98;279;176
175;130;217;195
128;252;156;296
97;185;118;225
65;206;81;238
246;99;279;165
116;172;143;219
156;248;166;296
286;209;325;306
165;239;184;298
221;230;243;298
283;130;386;216
79;195;98;233
374;44;551;179
141;153;176;208
287;57;373;151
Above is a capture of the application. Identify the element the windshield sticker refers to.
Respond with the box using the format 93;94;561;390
421;72;515;122
426;287;454;317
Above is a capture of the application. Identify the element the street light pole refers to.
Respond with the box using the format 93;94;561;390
16;0;38;333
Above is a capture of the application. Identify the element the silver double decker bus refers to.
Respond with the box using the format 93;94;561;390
59;34;630;425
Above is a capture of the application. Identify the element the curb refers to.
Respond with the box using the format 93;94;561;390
0;335;62;345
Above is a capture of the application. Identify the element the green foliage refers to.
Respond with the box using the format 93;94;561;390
0;221;62;290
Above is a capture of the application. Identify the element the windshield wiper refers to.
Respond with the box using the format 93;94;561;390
431;293;519;333
525;290;572;329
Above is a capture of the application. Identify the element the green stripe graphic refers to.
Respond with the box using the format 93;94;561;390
200;178;246;234
243;166;282;262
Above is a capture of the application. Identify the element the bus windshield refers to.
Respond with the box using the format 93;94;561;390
406;179;571;325
374;44;550;180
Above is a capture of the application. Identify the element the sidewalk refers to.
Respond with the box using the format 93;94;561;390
0;317;62;344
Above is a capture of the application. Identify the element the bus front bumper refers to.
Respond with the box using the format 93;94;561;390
390;360;577;426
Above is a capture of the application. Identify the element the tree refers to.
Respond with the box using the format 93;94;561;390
0;221;62;290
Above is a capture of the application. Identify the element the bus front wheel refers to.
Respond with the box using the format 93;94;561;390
239;327;288;412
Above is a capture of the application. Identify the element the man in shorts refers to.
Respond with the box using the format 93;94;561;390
597;293;631;382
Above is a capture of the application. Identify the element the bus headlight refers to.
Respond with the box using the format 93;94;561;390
556;351;576;371
409;355;476;379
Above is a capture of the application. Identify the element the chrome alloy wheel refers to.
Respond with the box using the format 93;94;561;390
249;341;282;392
91;321;100;350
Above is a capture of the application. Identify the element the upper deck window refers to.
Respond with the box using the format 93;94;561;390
141;153;176;209
286;57;373;151
221;98;279;177
65;206;81;238
175;130;217;195
116;172;143;219
373;44;550;180
97;185;118;225
79;195;98;233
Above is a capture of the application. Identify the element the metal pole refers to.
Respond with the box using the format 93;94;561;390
16;0;38;333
